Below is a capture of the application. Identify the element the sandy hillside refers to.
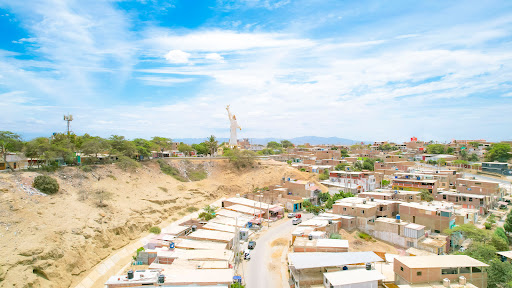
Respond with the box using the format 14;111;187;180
0;159;315;288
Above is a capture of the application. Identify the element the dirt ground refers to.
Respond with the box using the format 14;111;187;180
339;229;401;255
0;159;314;288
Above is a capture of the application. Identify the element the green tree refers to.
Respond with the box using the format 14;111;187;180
460;149;468;161
379;143;393;151
352;161;364;171
224;149;257;169
335;163;350;171
339;149;349;157
362;158;375;171
267;141;282;150
205;135;218;156
485;143;512;162
191;142;208;155
446;147;454;154
426;144;445;154
133;138;155;158
494;227;509;245
319;169;330;180
178;142;194;156
381;179;390;186
437;158;446;166
151;136;172;154
280;140;294;148
419;189;434;202
470;153;479;162
109;135;137;157
504;212;512;234
24;137;51;167
0;131;23;171
469;142;482;149
81;137;111;161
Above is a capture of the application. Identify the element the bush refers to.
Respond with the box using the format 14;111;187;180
330;233;342;239
81;165;93;172
116;156;141;172
224;149;257;169
149;226;161;234
357;232;373;241
484;222;492;230
187;206;199;213
33;175;59;194
188;168;207;181
41;162;59;172
157;159;187;182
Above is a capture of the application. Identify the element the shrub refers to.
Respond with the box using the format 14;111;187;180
149;226;161;234
188;169;207;181
116;156;141;172
158;159;187;182
33;175;59;194
94;189;113;207
358;232;373;241
107;174;117;180
224;149;257;169
41;162;59;172
158;187;168;192
187;206;199;213
81;165;93;172
484;222;492;230
330;233;342;239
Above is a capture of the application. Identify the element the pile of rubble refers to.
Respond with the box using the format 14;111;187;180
15;179;47;196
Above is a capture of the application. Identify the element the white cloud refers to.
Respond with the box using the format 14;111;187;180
502;92;512;97
204;52;225;62
164;49;191;63
137;76;195;86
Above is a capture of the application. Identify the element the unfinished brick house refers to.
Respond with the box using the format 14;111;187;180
398;202;456;233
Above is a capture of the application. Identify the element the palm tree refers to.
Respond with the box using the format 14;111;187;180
206;135;218;157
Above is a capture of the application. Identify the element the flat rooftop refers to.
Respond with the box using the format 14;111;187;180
289;252;383;269
324;269;385;286
395;255;488;268
497;251;512;259
294;238;349;249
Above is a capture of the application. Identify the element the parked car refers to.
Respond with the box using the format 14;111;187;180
292;218;302;225
248;241;256;250
244;250;251;260
287;213;296;218
295;213;302;219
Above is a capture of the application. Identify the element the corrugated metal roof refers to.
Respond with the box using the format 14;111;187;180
324;269;385;285
289;252;383;269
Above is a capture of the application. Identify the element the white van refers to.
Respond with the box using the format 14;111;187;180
292;218;302;225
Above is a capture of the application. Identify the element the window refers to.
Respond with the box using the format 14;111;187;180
469;198;473;202
401;266;404;271
442;268;458;275
443;195;447;199
459;267;471;274
362;210;365;214
417;271;422;276
343;208;347;211
472;267;482;273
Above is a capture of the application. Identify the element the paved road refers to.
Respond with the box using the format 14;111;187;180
244;213;313;288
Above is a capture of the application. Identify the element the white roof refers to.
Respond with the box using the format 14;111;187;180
316;239;349;248
396;255;488;268
215;209;252;219
324;269;385;285
224;204;264;215
289;252;383;269
210;215;252;228
404;223;425;230
173;239;228;250
161;268;234;284
201;222;236;233
224;197;276;210
497;251;512;259
162;225;190;235
188;229;234;242
298;219;329;227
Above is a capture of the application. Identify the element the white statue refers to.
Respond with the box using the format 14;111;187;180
226;105;241;147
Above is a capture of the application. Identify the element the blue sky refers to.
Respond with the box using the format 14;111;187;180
0;0;511;142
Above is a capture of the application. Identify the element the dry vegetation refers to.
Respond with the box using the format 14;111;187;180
0;159;309;287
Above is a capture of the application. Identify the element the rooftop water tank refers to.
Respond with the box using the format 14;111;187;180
443;278;451;287
158;274;165;284
366;263;372;270
127;270;134;280
459;276;466;285
191;225;197;232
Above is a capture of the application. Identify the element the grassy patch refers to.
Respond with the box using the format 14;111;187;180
116;156;141;172
188;169;207;181
149;226;161;234
107;174;117;180
157;160;187;182
187;206;199;213
357;232;374;241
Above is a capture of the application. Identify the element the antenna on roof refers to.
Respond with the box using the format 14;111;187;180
63;114;73;136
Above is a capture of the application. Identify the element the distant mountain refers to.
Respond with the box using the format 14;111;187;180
174;136;365;146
